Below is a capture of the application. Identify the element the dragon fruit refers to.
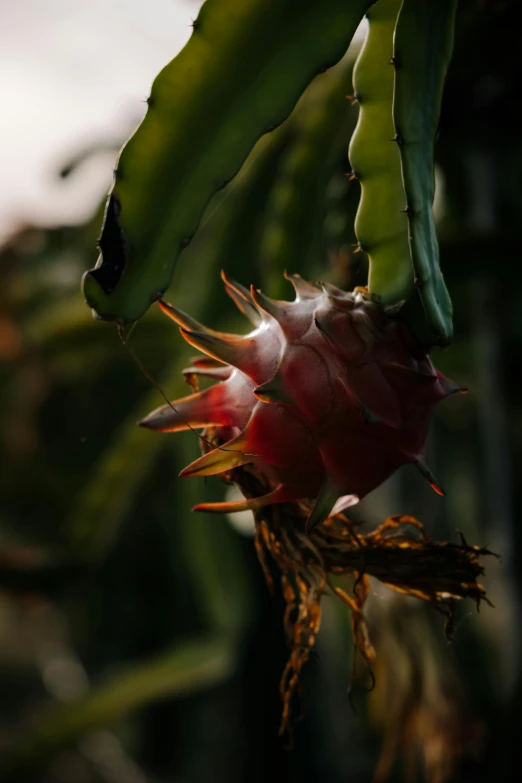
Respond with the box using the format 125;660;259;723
140;273;461;531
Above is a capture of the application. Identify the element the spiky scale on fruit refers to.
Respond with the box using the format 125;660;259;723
140;273;458;532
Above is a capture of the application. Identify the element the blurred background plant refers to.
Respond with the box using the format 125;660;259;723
1;0;522;781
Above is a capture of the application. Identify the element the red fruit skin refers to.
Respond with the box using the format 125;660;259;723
139;275;459;525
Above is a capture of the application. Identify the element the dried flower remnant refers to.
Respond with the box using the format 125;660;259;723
223;457;492;739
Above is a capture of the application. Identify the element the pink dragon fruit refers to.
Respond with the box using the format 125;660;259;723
140;272;461;531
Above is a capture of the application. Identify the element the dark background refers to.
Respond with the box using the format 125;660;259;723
1;1;521;780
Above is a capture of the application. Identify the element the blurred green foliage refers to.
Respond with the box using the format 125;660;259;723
1;1;522;781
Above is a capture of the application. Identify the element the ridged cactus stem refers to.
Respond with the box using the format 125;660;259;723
83;0;373;324
392;0;458;344
349;0;413;309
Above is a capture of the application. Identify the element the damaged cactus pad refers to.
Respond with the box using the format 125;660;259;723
140;273;462;530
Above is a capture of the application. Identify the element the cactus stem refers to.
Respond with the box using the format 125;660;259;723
84;0;374;324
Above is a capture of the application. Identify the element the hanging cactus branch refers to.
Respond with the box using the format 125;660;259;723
349;0;413;309
83;0;373;323
392;0;458;344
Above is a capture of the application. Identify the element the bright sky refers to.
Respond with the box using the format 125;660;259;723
0;0;198;242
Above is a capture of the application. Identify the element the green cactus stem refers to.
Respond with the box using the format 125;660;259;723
82;0;372;324
349;0;412;309
392;0;458;344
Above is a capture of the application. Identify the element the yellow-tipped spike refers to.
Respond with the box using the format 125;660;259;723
180;328;246;369
158;300;208;332
253;377;291;404
414;459;445;496
193;485;288;513
191;356;227;369
284;271;321;301
179;432;252;477
319;282;354;308
158;300;238;340
250;286;288;322
221;270;264;326
138;385;225;433
182;364;232;381
438;375;467;397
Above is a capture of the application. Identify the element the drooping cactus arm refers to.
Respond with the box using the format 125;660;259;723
392;0;458;345
349;0;413;309
83;0;373;324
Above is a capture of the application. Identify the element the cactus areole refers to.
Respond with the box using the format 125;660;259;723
140;273;461;531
